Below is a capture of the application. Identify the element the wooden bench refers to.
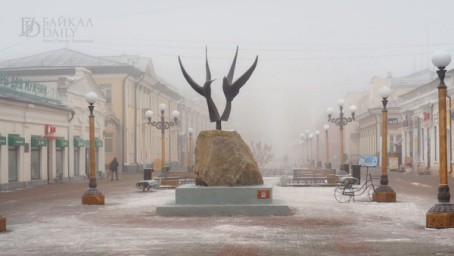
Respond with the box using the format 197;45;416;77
288;168;338;186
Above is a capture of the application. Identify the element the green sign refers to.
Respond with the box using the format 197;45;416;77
56;137;69;147
0;74;47;97
8;134;25;146
31;136;47;147
85;138;103;148
95;137;103;148
73;136;85;147
0;136;6;145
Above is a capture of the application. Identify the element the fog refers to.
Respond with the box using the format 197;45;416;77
2;0;454;165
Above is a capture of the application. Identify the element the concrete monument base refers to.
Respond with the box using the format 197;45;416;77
156;184;289;216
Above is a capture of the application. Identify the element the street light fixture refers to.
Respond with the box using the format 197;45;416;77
82;92;105;205
309;132;314;166
327;99;357;172
426;49;454;228
323;124;331;169
373;85;396;202
315;130;320;168
145;103;180;171
187;127;194;172
301;130;310;165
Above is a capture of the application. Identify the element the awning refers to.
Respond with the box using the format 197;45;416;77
31;136;47;147
0;135;6;145
56;137;69;147
95;137;103;148
73;136;85;147
8;134;25;146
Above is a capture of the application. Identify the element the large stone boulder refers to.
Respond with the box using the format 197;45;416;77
194;130;263;186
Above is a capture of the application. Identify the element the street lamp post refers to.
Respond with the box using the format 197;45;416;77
187;127;194;172
309;132;314;166
324;124;331;169
82;92;105;205
315;130;320;168
145;103;180;171
327;99;357;172
426;50;454;228
373;85;396;202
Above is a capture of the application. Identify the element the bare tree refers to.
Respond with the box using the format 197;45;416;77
250;141;274;170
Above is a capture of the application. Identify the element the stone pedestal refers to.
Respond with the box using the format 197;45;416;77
82;188;105;205
156;184;289;216
426;203;454;228
194;130;263;186
0;215;6;232
372;185;396;202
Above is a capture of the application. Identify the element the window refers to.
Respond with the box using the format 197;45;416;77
99;84;112;104
105;133;113;153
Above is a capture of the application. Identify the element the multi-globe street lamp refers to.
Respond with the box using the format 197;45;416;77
323;124;331;169
187;127;194;172
426;50;454;228
300;130;310;164
82;92;105;205
145;103;180;171
315;130;320;168
373;85;396;202
327;99;357;172
309;132;314;166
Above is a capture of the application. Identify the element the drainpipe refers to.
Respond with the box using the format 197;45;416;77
134;74;145;168
122;74;131;172
67;109;75;180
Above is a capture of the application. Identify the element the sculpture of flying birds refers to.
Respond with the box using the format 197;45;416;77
178;47;258;130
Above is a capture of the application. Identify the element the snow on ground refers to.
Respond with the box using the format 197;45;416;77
1;177;454;255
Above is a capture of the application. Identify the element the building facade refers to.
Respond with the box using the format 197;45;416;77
0;49;210;190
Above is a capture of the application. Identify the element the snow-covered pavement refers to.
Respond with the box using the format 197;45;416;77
1;174;454;255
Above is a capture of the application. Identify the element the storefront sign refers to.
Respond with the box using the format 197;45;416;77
8;134;25;146
0;136;6;145
31;136;47;147
388;118;398;125
73;136;85;147
0;74;47;97
56;137;69;147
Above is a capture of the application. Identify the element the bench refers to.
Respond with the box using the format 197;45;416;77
288;168;338;186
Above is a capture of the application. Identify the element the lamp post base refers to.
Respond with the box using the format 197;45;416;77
82;188;105;205
426;203;454;228
0;215;6;232
372;185;396;202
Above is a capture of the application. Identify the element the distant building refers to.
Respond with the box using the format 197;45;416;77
0;48;209;190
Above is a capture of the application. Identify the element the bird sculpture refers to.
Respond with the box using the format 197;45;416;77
179;47;258;130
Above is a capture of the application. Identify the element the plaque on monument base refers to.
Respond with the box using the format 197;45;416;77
156;184;290;216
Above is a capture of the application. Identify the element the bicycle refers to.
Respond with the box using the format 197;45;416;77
334;167;379;203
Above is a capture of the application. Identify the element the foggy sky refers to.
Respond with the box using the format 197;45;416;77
1;0;454;163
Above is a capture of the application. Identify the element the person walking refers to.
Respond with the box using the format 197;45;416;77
110;157;119;181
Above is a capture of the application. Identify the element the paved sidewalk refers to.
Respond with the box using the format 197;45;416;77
1;172;454;255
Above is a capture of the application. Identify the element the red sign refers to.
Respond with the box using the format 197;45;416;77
45;125;56;135
257;190;270;199
45;125;57;138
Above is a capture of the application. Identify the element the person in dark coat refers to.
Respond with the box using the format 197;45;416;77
110;157;119;181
